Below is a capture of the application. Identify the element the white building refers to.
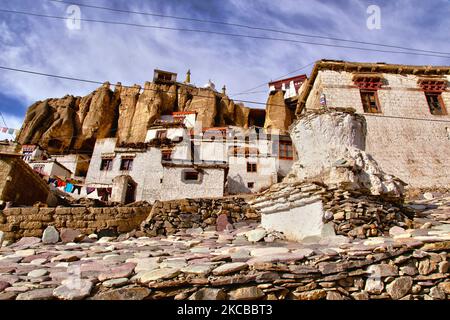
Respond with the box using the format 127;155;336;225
21;145;72;179
85;137;226;204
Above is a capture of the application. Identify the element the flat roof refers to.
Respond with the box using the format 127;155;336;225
296;59;450;114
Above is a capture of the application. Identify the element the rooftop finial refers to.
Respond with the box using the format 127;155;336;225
185;69;191;84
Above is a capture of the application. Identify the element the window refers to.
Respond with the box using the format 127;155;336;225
247;162;257;173
156;130;167;139
161;150;172;161
184;171;199;181
425;92;447;115
22;153;31;162
279;141;294;160
33;165;45;174
247;182;254;188
120;158;133;171
360;90;381;113
100;159;113;171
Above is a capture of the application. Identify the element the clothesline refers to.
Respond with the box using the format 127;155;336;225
47;176;112;201
0;127;19;135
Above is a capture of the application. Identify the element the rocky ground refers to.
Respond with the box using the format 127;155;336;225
0;195;449;301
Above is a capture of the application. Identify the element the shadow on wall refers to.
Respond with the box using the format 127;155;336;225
227;174;251;194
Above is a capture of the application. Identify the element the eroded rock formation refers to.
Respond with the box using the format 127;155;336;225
264;90;292;132
17;81;258;152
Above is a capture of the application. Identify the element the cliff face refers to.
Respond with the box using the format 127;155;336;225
264;90;292;132
17;81;254;153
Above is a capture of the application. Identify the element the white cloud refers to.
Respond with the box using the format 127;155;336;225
0;0;449;123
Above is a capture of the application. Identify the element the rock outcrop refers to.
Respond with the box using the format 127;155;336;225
264;90;292;132
185;89;218;128
17;81;260;153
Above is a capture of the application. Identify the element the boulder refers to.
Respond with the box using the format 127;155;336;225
189;288;227;300
386;276;413;299
91;287;151;300
228;286;265;300
53;279;93;300
60;228;83;243
42;226;59;244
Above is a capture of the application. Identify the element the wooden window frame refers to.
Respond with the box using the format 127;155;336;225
183;171;200;181
360;90;382;114
100;158;113;171
156;130;168;139
425;92;447;116
120;158;134;171
161;150;172;161
279;141;294;160
247;162;257;173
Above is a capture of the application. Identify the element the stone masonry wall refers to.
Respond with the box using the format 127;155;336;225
251;181;413;240
305;70;450;188
141;197;259;236
0;206;151;241
147;241;450;300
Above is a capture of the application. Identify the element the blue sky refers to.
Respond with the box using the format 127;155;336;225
0;0;450;139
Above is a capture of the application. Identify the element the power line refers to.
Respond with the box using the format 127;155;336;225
2;8;450;59
230;61;315;97
47;0;450;56
3;64;450;132
0;65;277;107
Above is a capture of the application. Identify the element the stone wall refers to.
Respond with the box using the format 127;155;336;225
138;240;450;300
141;197;259;236
304;69;450;188
0;206;151;241
251;181;413;241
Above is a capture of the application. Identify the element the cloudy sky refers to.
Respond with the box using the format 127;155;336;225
0;0;449;139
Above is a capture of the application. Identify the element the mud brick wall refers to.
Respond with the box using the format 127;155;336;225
141;197;259;236
0;206;151;241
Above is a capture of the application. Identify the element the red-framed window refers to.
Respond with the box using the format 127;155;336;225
360;90;381;113
279;141;294;160
425;92;447;115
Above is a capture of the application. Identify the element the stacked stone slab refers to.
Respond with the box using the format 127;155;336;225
255;108;411;241
250;181;413;241
140;197;259;236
